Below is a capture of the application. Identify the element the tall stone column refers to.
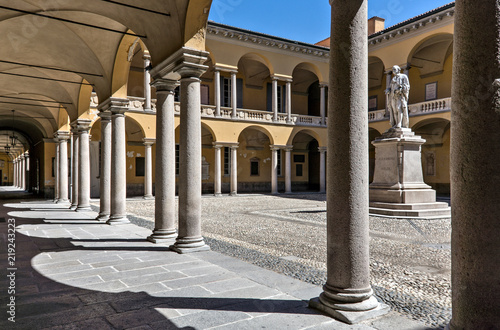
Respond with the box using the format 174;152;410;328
76;120;92;212
270;146;279;194
100;99;130;224
54;142;59;202
319;147;327;193
97;112;112;221
143;53;152;112
143;138;155;199
286;80;292;124
213;144;222;197
20;154;25;191
449;1;500;328
70;126;79;210
170;54;210;253
285;146;292;193
320;84;327;125
310;0;388;323
148;80;178;243
12;159;17;187
231;70;238;119
214;69;221;117
56;132;70;203
230;144;238;196
272;76;278;122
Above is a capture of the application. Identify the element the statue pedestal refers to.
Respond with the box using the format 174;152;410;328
369;128;450;218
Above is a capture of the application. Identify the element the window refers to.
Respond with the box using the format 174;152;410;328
277;149;282;176
224;147;231;175
296;164;303;177
266;83;286;112
250;158;260;176
222;77;231;107
201;84;209;105
294;154;305;163
174;86;180;102
175;144;180;175
135;157;145;177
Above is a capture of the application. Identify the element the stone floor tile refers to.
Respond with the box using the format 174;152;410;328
160;272;236;290
120;271;187;287
201;277;258;294
166;309;252;329
106;308;168;328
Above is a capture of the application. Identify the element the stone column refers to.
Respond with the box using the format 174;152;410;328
310;0;388;323
20;154;25;191
320;84;327;125
449;1;500;328
270;146;279;194
319;147;327;193
272;76;278;122
143;138;155;199
102;99;130;224
230;144;238;196
12;159;16;187
143;53;152;112
285;146;292;193
384;70;392;118
170;56;210;253
70;126;79;210
213;144;222;197
96;112;112;221
214;69;221;117
76;120;92;212
54;142;59;202
286;80;292;124
148;80;178;243
231;70;238;119
56;132;70;203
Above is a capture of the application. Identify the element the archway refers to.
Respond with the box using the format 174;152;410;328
291;131;320;191
292;63;321;116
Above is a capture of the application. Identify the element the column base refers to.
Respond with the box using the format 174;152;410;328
229;192;237;197
56;199;70;204
214;193;222;197
69;204;78;210
106;216;130;225
169;237;210;254
76;206;92;212
309;297;389;324
96;213;110;222
147;229;177;243
143;195;154;200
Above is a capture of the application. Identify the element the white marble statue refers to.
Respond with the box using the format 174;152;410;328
386;65;410;128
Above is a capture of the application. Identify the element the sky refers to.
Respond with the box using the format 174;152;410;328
208;0;454;44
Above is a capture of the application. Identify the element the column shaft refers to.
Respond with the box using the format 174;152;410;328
20;155;26;191
310;0;387;323
171;74;209;253
319;148;326;193
214;70;221;117
214;145;222;196
144;54;152;111
272;78;278;122
54;143;59;201
286;81;292;124
271;147;278;194
285;148;292;193
320;85;327;125
148;82;177;242
450;1;500;328
77;123;91;211
97;114;111;220
231;71;237;118
230;146;238;196
143;140;154;199
58;138;69;202
108;112;129;224
71;130;79;210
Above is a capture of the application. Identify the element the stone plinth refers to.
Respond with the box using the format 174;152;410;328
369;128;450;218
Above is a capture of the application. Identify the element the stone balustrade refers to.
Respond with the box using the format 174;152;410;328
369;97;451;122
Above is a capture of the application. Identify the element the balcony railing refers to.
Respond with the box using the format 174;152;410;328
369;97;451;122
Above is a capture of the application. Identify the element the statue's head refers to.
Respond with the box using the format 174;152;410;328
392;65;401;74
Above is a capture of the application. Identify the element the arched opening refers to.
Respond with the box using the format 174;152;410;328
292;63;321;116
237;126;273;193
201;124;215;194
369;128;382;183
291;131;320;191
237;53;272;111
368;56;385;111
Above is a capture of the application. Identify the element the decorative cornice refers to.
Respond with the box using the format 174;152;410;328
207;22;329;59
150;47;209;81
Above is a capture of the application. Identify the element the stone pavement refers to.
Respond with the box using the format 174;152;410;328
0;188;430;329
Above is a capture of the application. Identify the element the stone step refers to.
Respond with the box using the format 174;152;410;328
369;202;450;210
369;205;451;218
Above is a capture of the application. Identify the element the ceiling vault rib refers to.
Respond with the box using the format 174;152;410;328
0;95;72;105
0;5;147;38
0;60;103;77
0;101;65;109
412;56;441;64
98;0;170;17
0;72;93;86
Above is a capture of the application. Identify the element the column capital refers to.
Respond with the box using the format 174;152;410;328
73;119;92;132
143;52;151;61
53;130;70;141
271;74;293;82
143;138;156;146
319;82;329;89
214;64;238;73
98;97;130;114
150;47;209;81
213;142;239;149
270;144;289;151
151;78;179;93
318;146;328;153
98;111;112;122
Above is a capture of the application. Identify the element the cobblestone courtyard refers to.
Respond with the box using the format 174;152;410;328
115;193;452;328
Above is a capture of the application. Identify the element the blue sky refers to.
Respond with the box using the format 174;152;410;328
208;0;453;44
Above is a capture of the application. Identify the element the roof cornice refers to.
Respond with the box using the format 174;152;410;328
207;21;329;59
